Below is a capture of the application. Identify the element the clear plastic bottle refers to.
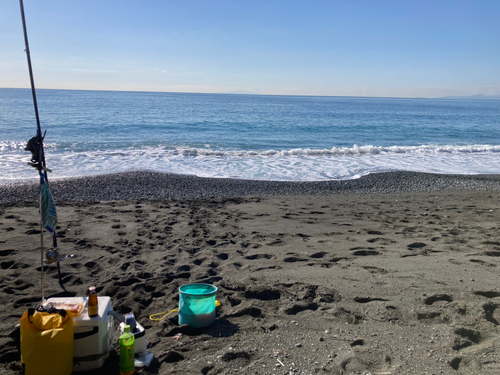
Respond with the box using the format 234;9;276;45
119;325;135;375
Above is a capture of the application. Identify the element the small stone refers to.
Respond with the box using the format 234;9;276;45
295;343;302;348
319;337;325;341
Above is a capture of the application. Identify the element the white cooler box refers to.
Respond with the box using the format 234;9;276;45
46;296;114;372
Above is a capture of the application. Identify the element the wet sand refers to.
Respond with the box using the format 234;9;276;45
1;172;500;374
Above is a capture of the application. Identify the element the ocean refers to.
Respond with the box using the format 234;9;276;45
1;88;499;185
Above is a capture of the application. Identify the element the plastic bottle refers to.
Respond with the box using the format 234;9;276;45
119;325;135;375
88;286;98;317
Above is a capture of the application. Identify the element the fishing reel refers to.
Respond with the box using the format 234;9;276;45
44;246;75;264
45;246;59;264
25;133;45;166
25;132;52;172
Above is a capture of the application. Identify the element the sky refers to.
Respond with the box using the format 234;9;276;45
1;0;499;98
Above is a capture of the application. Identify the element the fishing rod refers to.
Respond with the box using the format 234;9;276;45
19;0;46;167
19;0;64;301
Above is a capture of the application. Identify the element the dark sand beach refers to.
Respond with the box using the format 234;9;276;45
1;171;500;374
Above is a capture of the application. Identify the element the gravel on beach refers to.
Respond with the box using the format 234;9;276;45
1;171;500;203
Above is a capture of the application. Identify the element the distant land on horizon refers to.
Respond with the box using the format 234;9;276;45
438;94;500;100
223;91;500;100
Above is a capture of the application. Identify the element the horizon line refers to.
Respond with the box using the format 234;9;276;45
2;86;500;101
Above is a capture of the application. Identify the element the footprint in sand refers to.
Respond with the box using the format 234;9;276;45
452;328;481;350
484;251;500;257
283;255;309;262
244;286;281;300
340;349;391;374
480;301;500;325
367;230;384;235
229;306;262;318
192;258;205;266
352;249;380;256
354;297;389;303
245;253;273;260
0;249;18;256
297;233;311;242
284;302;318;315
407;242;427;250
473;291;500;298
469;259;497;267
424;294;453;305
227;295;242;306
416;311;442;322
216;253;229;260
309;251;327;259
332;307;364;324
25;229;41;235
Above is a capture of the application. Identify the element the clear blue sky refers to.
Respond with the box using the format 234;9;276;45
2;0;499;97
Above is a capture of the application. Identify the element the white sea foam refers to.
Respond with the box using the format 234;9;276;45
143;144;500;157
18;143;498;157
2;144;500;184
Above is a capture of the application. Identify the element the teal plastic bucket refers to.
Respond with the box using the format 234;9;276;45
178;284;218;328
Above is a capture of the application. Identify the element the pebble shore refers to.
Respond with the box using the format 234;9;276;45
1;171;500;203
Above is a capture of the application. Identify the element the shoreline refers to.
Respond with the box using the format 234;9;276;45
1;170;500;204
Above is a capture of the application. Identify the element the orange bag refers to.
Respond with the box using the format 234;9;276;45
20;307;74;375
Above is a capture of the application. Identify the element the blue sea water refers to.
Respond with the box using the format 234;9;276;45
1;88;500;184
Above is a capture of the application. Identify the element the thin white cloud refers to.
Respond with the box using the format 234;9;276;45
58;68;117;73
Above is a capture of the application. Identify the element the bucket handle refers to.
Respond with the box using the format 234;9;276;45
148;293;188;322
149;308;178;322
